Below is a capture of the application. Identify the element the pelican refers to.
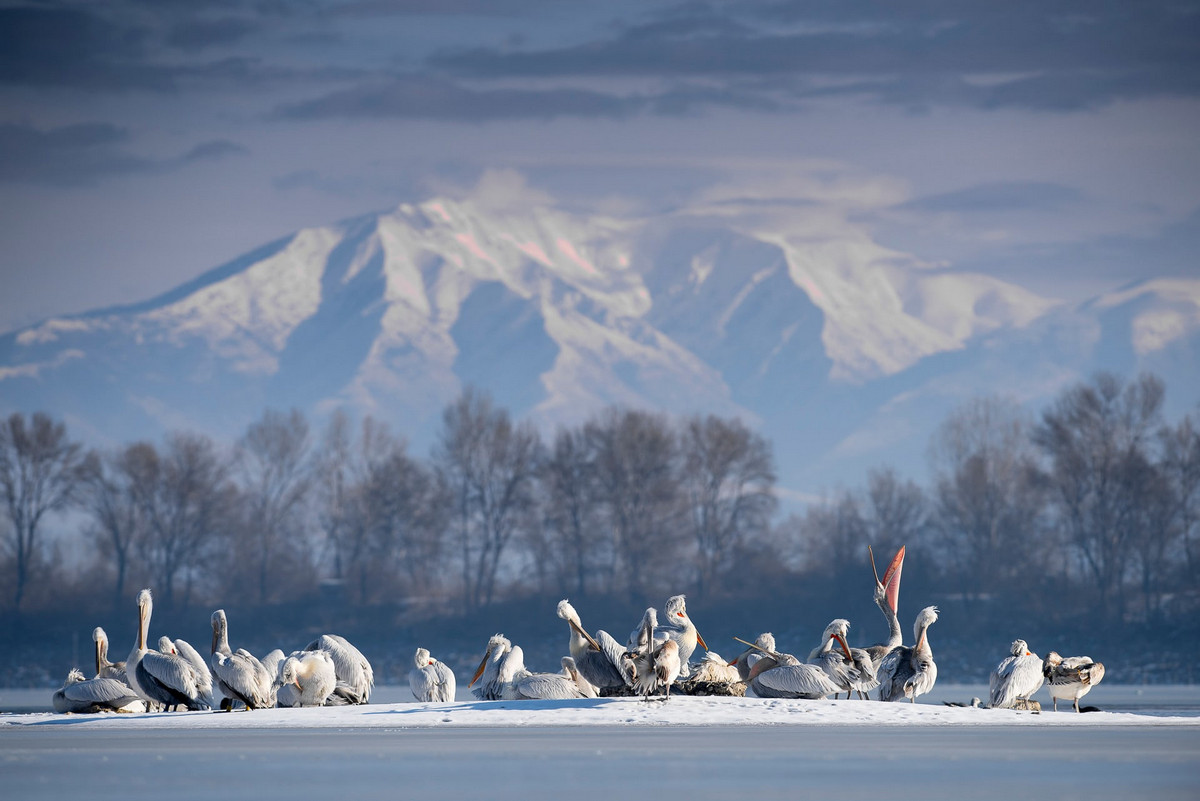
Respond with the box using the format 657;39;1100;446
209;609;272;710
53;668;145;714
126;588;210;711
730;633;775;681
409;647;457;702
561;656;599;698
158;636;217;709
738;639;842;699
305;634;373;704
1043;651;1106;712
92;627;127;683
807;619;859;698
877;605;939;703
498;646;585;700
275;651;337;707
848;647;879;699
989;639;1044;709
864;545;905;671
625;608;682;698
655;595;707;678
690;651;742;684
470;634;513;700
556;599;632;690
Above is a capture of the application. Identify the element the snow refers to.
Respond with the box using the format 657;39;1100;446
5;688;1199;731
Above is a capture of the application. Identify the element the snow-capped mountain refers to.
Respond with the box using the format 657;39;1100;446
2;192;1197;501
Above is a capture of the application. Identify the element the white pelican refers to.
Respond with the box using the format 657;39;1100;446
53;668;145;714
1043;651;1106;712
469;634;513;700
556;599;632;690
209;609;272;710
625;608;682;698
807;619;859;698
741;646;842;699
158;636;217;709
305;634;373;704
730;632;775;681
561;656;599;698
690;651;742;684
877;606;939;703
864;545;905;671
655;595;707;678
275;651;337;707
498;646;585;700
126;588;210;711
409;647;457;702
92;627;127;683
989;639;1044;709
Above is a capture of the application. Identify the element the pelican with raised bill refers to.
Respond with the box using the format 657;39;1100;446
864;545;905;673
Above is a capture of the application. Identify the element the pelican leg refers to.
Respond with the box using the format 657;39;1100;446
1073;698;1080;713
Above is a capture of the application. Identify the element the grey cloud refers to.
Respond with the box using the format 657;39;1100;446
167;17;262;50
0;123;246;186
901;182;1086;215
278;75;642;121
429;2;1200;111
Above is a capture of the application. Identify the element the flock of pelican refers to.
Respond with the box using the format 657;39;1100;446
53;588;373;714
52;548;1105;714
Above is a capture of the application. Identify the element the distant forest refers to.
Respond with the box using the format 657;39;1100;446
2;370;1198;687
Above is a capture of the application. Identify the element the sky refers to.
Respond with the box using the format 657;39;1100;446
1;0;1198;334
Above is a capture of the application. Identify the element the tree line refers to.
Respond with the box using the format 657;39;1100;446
1;372;1197;630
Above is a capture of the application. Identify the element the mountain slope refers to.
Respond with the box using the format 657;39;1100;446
1;194;1197;497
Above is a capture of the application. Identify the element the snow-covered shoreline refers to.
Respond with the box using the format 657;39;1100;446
7;694;1200;730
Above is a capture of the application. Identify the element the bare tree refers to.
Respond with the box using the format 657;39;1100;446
538;426;601;597
0;412;88;612
586;408;684;594
234;409;313;604
82;444;150;611
132;433;235;610
680;415;777;596
929;397;1044;601
863;467;927;565
434;388;541;612
1034;372;1165;619
1159;411;1200;582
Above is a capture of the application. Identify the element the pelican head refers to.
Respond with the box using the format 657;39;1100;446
869;545;905;613
135;588;153;650
556;599;579;624
65;667;87;685
92;627;106;645
414;647;432;669
561;656;579;680
823;619;853;660
1011;639;1030;657
913;605;939;651
157;636;175;654
210;609;229;655
664;594;707;651
469;634;510;687
279;657;302;689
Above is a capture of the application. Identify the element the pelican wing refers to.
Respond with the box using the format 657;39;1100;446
430;661;456;702
212;651;271;709
514;672;583;700
876;645;914;702
753;664;841;699
64;676;141;706
990;654;1044;709
409;666;437;702
811;650;860;691
573;629;631;689
137;652;208;710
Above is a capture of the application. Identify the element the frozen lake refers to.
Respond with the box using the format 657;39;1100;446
4;723;1199;800
4;686;1200;800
